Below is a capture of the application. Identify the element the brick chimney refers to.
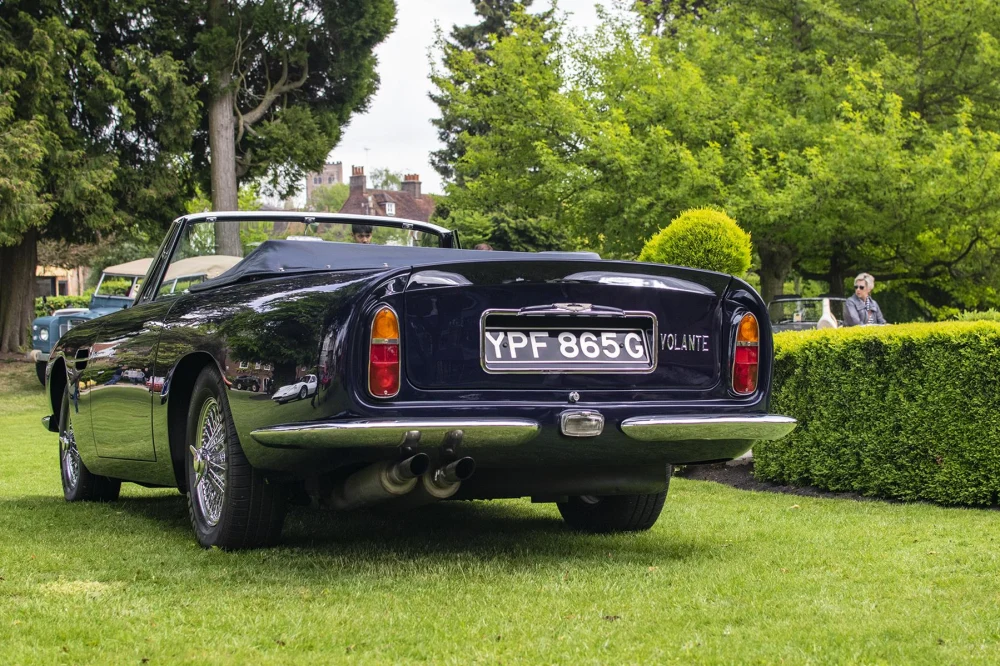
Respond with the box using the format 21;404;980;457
349;165;366;193
401;173;421;198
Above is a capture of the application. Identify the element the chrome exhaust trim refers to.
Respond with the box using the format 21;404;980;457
435;456;476;486
386;457;477;508
331;453;430;511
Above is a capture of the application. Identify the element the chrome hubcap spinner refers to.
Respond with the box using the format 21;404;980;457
191;397;227;527
60;420;81;492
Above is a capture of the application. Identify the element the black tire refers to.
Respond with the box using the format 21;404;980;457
36;360;46;387
298;386;307;400
58;388;121;502
186;365;286;549
251;382;259;393
557;470;671;533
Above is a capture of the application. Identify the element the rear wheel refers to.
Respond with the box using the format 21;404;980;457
186;366;286;549
58;388;121;502
557;470;670;533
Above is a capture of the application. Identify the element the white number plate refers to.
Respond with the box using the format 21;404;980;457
482;327;653;373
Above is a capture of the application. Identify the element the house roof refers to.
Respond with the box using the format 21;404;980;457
339;188;435;222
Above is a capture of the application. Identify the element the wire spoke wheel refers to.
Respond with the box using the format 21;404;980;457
185;366;286;549
58;386;120;503
191;397;227;527
59;420;81;494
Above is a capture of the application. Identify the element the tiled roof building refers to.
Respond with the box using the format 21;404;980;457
338;167;435;222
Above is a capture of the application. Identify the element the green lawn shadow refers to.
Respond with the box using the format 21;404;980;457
0;491;706;569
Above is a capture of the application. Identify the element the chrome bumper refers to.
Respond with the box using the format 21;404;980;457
251;418;541;449
620;415;796;442
250;414;796;450
27;350;49;363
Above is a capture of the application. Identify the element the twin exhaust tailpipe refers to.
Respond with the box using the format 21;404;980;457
331;454;476;511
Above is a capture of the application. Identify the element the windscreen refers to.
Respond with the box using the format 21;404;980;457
770;299;845;324
156;219;445;299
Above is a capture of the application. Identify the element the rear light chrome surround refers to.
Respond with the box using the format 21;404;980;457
732;313;759;395
560;410;605;437
368;305;401;398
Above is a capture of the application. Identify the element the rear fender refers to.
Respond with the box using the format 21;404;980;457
163;351;228;490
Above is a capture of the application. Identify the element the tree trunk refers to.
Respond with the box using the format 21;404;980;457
758;245;793;321
0;229;39;353
828;251;846;297
207;0;241;256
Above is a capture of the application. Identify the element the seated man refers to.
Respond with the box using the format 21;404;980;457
352;224;373;244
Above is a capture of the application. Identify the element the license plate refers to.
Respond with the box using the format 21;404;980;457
481;311;657;373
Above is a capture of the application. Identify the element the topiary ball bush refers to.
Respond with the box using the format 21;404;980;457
638;208;752;276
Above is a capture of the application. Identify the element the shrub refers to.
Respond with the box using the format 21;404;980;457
638;208;752;276
954;309;1000;322
34;293;93;319
755;322;1000;505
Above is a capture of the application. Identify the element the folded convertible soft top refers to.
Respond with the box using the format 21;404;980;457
189;240;600;292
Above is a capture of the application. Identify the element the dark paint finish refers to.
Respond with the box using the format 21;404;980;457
46;213;780;494
88;301;173;461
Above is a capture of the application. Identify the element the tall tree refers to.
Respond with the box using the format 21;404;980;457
433;2;1000;316
191;0;396;253
433;7;573;252
0;1;198;352
429;0;542;182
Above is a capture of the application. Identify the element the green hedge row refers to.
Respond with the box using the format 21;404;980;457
34;294;92;319
755;322;1000;506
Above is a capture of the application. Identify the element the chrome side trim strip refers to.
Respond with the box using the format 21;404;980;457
250;418;541;449
620;415;797;442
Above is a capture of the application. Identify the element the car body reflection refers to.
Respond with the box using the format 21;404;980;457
271;374;318;404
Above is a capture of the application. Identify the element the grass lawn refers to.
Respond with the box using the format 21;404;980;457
2;359;1000;664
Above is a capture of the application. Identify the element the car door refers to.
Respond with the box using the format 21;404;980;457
87;299;174;461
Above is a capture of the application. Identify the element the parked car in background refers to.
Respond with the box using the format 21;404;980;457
233;375;261;392
42;212;796;550
31;255;242;386
30;258;153;385
271;374;318;403
767;295;847;332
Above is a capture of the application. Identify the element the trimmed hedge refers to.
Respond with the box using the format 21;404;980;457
34;293;92;319
638;208;752;276
755;322;1000;506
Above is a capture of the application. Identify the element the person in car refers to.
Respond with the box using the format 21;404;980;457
844;272;886;326
352;224;373;244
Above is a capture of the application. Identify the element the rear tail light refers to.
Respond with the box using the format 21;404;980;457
369;306;400;398
732;313;759;395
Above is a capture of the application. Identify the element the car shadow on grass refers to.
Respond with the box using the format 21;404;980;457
1;490;707;567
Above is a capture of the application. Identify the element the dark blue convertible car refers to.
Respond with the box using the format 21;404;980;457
43;213;795;549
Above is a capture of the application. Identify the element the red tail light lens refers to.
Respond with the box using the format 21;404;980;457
369;306;400;398
732;313;759;395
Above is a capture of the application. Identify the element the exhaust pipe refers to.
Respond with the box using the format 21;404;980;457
386;457;476;509
331;453;430;511
429;456;476;493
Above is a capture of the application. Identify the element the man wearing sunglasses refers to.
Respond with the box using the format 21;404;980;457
844;272;887;326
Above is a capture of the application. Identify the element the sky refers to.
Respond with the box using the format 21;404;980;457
325;0;604;197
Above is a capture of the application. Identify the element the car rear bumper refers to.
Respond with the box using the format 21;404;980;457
250;414;795;450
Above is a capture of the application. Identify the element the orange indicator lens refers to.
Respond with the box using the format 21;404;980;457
372;307;399;340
